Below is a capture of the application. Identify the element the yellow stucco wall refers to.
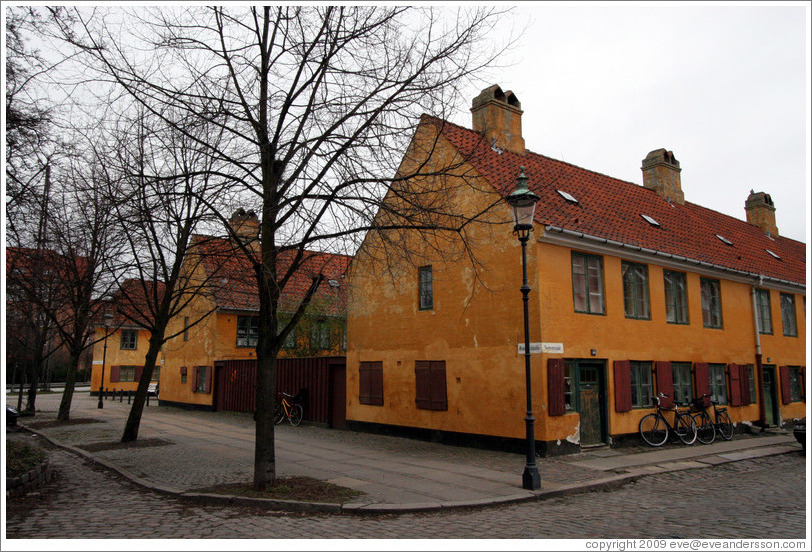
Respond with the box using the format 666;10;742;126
346;124;806;449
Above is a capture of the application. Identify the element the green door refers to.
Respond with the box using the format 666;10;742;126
762;365;778;426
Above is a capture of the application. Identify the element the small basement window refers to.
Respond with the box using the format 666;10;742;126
716;234;733;246
766;249;782;260
641;214;660;227
557;190;579;204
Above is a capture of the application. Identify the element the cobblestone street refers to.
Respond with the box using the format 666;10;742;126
5;445;805;540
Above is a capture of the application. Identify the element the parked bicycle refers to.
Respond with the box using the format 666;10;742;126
690;393;733;444
639;392;697;446
274;390;305;426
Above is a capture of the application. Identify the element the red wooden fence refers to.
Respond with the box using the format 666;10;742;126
213;356;345;427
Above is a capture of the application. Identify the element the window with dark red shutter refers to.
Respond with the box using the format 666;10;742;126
728;364;742;406
359;362;384;406
739;365;751;405
135;366;144;383
613;360;632;413
547;359;565;416
655;361;674;407
110;366;120;383
415;361;447;411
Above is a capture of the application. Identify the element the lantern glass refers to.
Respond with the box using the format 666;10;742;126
510;198;537;230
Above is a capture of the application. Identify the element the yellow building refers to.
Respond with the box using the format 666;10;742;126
347;85;806;455
90;211;352;410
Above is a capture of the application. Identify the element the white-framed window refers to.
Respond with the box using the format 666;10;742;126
630;361;653;408
418;266;433;310
120;329;138;350
781;293;797;337
664;270;689;324
236;316;258;347
755;289;772;335
622;262;650;320
700;278;723;329
708;363;728;404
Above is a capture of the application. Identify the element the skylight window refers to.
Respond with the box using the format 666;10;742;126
766;249;782;260
328;279;340;287
716;234;733;246
641;214;660;227
557;190;579;204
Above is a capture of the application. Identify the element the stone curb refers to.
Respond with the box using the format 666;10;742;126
6;460;54;497
16;422;801;515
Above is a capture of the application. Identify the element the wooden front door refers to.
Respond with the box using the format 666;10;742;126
762;365;778;426
573;361;606;446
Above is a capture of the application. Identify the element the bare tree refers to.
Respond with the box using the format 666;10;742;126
62;5;515;488
97;107;235;442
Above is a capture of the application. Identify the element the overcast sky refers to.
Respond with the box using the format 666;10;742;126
453;2;809;244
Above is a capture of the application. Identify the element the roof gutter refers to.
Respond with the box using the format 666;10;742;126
542;225;804;292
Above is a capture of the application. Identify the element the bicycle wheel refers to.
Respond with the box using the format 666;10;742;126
716;410;734;440
639;413;668;447
273;403;285;425
288;404;303;426
675;413;697;445
693;411;716;445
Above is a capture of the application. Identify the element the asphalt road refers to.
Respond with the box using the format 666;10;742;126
4;439;806;541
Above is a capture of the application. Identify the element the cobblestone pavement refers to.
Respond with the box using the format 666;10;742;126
5;440;806;540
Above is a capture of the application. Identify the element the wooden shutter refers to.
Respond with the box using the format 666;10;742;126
694;363;711;407
135;366;144;382
193;366;199;392
110;365;120;383
360;362;383;406
728;364;742;406
547;358;565;417
779;365;792;404
429;361;447;411
655;361;674;407
740;365;751;405
613;360;632;413
204;367;212;393
415;361;431;409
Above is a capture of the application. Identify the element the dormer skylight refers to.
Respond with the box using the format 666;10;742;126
716;234;733;246
766;249;782;260
328;279;340;287
641;214;660;227
557;190;579;204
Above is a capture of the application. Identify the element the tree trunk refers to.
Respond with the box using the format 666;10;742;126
121;332;163;442
57;349;82;421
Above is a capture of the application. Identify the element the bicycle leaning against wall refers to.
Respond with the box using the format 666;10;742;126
690;393;734;444
639;392;698;447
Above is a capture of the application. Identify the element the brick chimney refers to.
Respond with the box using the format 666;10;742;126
641;149;684;204
745;190;778;237
228;208;260;247
471;85;525;154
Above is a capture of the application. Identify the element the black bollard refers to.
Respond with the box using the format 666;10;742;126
128;391;132;404
146;393;150;407
120;389;123;402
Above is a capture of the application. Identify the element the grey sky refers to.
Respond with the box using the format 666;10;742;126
456;2;809;243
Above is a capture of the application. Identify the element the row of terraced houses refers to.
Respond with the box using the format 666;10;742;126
91;85;806;455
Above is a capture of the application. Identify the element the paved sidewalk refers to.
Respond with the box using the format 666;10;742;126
8;392;802;513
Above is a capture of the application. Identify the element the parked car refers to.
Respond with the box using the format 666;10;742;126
793;418;805;450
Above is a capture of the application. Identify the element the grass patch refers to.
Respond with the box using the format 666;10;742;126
6;440;47;478
193;476;364;504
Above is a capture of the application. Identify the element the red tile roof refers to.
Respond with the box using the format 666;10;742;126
190;235;351;316
107;279;167;328
431;117;805;286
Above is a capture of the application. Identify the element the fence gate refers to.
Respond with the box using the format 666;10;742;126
214;356;346;428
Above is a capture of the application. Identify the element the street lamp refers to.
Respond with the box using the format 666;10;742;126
505;166;541;491
98;311;114;409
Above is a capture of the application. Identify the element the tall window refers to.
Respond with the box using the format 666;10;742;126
119;365;136;382
622;262;650;319
708;364;727;404
194;366;211;393
630;361;653;408
664;270;689;324
120;330;138;350
700;278;723;328
755;289;772;335
781;293;797;337
418;266;433;310
236;316;258;347
789;366;804;402
671;362;693;405
311;319;330;349
571;252;605;314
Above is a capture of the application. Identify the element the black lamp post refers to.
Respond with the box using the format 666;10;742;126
97;312;114;409
505;166;541;491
